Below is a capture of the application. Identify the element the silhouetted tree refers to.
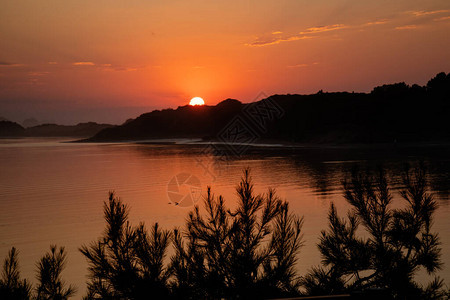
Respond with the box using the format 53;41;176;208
170;168;304;299
371;82;411;98
301;165;444;299
80;192;171;299
427;72;450;100
35;245;76;300
0;247;32;300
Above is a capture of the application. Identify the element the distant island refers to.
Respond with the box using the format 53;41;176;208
0;121;113;138
1;72;449;144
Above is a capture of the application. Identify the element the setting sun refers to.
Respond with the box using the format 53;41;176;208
189;97;205;106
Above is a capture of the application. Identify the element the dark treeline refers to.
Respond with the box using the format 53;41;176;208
1;166;449;299
86;72;450;143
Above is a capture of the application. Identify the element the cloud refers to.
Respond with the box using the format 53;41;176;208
73;61;95;66
434;16;450;21
287;64;308;68
364;19;389;26
0;61;25;67
48;61;58;65
71;61;138;71
299;24;348;34
410;10;450;17
107;66;138;72
246;35;313;47
286;62;319;68
246;11;445;48
391;10;450;28
246;23;348;47
395;25;419;30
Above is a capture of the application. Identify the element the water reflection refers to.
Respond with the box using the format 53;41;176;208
131;143;450;204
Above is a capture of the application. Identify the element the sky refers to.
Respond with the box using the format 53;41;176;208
1;0;450;124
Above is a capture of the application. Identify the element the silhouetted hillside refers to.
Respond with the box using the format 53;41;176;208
25;122;114;137
0;121;25;137
88;72;450;143
89;98;244;141
0;122;113;138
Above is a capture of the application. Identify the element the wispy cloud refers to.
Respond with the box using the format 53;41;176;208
391;9;450;29
286;62;319;68
247;24;348;47
71;61;138;71
434;16;450;21
395;25;419;30
246;11;443;47
299;24;348;34
247;23;350;47
0;61;25;67
287;64;308;68
410;10;450;17
73;61;95;66
246;35;313;47
364;19;389;26
107;66;138;72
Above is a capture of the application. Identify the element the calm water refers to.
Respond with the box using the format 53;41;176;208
0;138;449;298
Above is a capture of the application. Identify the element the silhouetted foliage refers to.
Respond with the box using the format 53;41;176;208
35;245;76;300
80;192;171;299
427;72;450;100
170;168;304;299
371;82;411;98
0;247;32;300
302;164;444;299
0;246;75;300
79;170;304;299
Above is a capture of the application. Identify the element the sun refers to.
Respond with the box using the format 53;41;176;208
189;97;205;106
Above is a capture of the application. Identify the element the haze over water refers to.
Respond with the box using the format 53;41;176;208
0;138;449;298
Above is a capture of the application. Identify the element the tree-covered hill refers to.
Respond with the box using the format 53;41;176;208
88;72;450;144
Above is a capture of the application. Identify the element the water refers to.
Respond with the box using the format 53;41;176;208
0;138;449;298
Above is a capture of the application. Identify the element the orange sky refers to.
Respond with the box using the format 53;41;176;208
1;0;450;124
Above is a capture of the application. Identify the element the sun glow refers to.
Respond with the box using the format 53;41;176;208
189;97;205;106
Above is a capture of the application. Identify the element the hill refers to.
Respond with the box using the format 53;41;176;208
87;72;450;144
88;98;243;141
24;122;114;137
0;121;26;137
0;122;113;138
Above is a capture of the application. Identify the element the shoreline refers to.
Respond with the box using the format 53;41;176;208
67;136;450;150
